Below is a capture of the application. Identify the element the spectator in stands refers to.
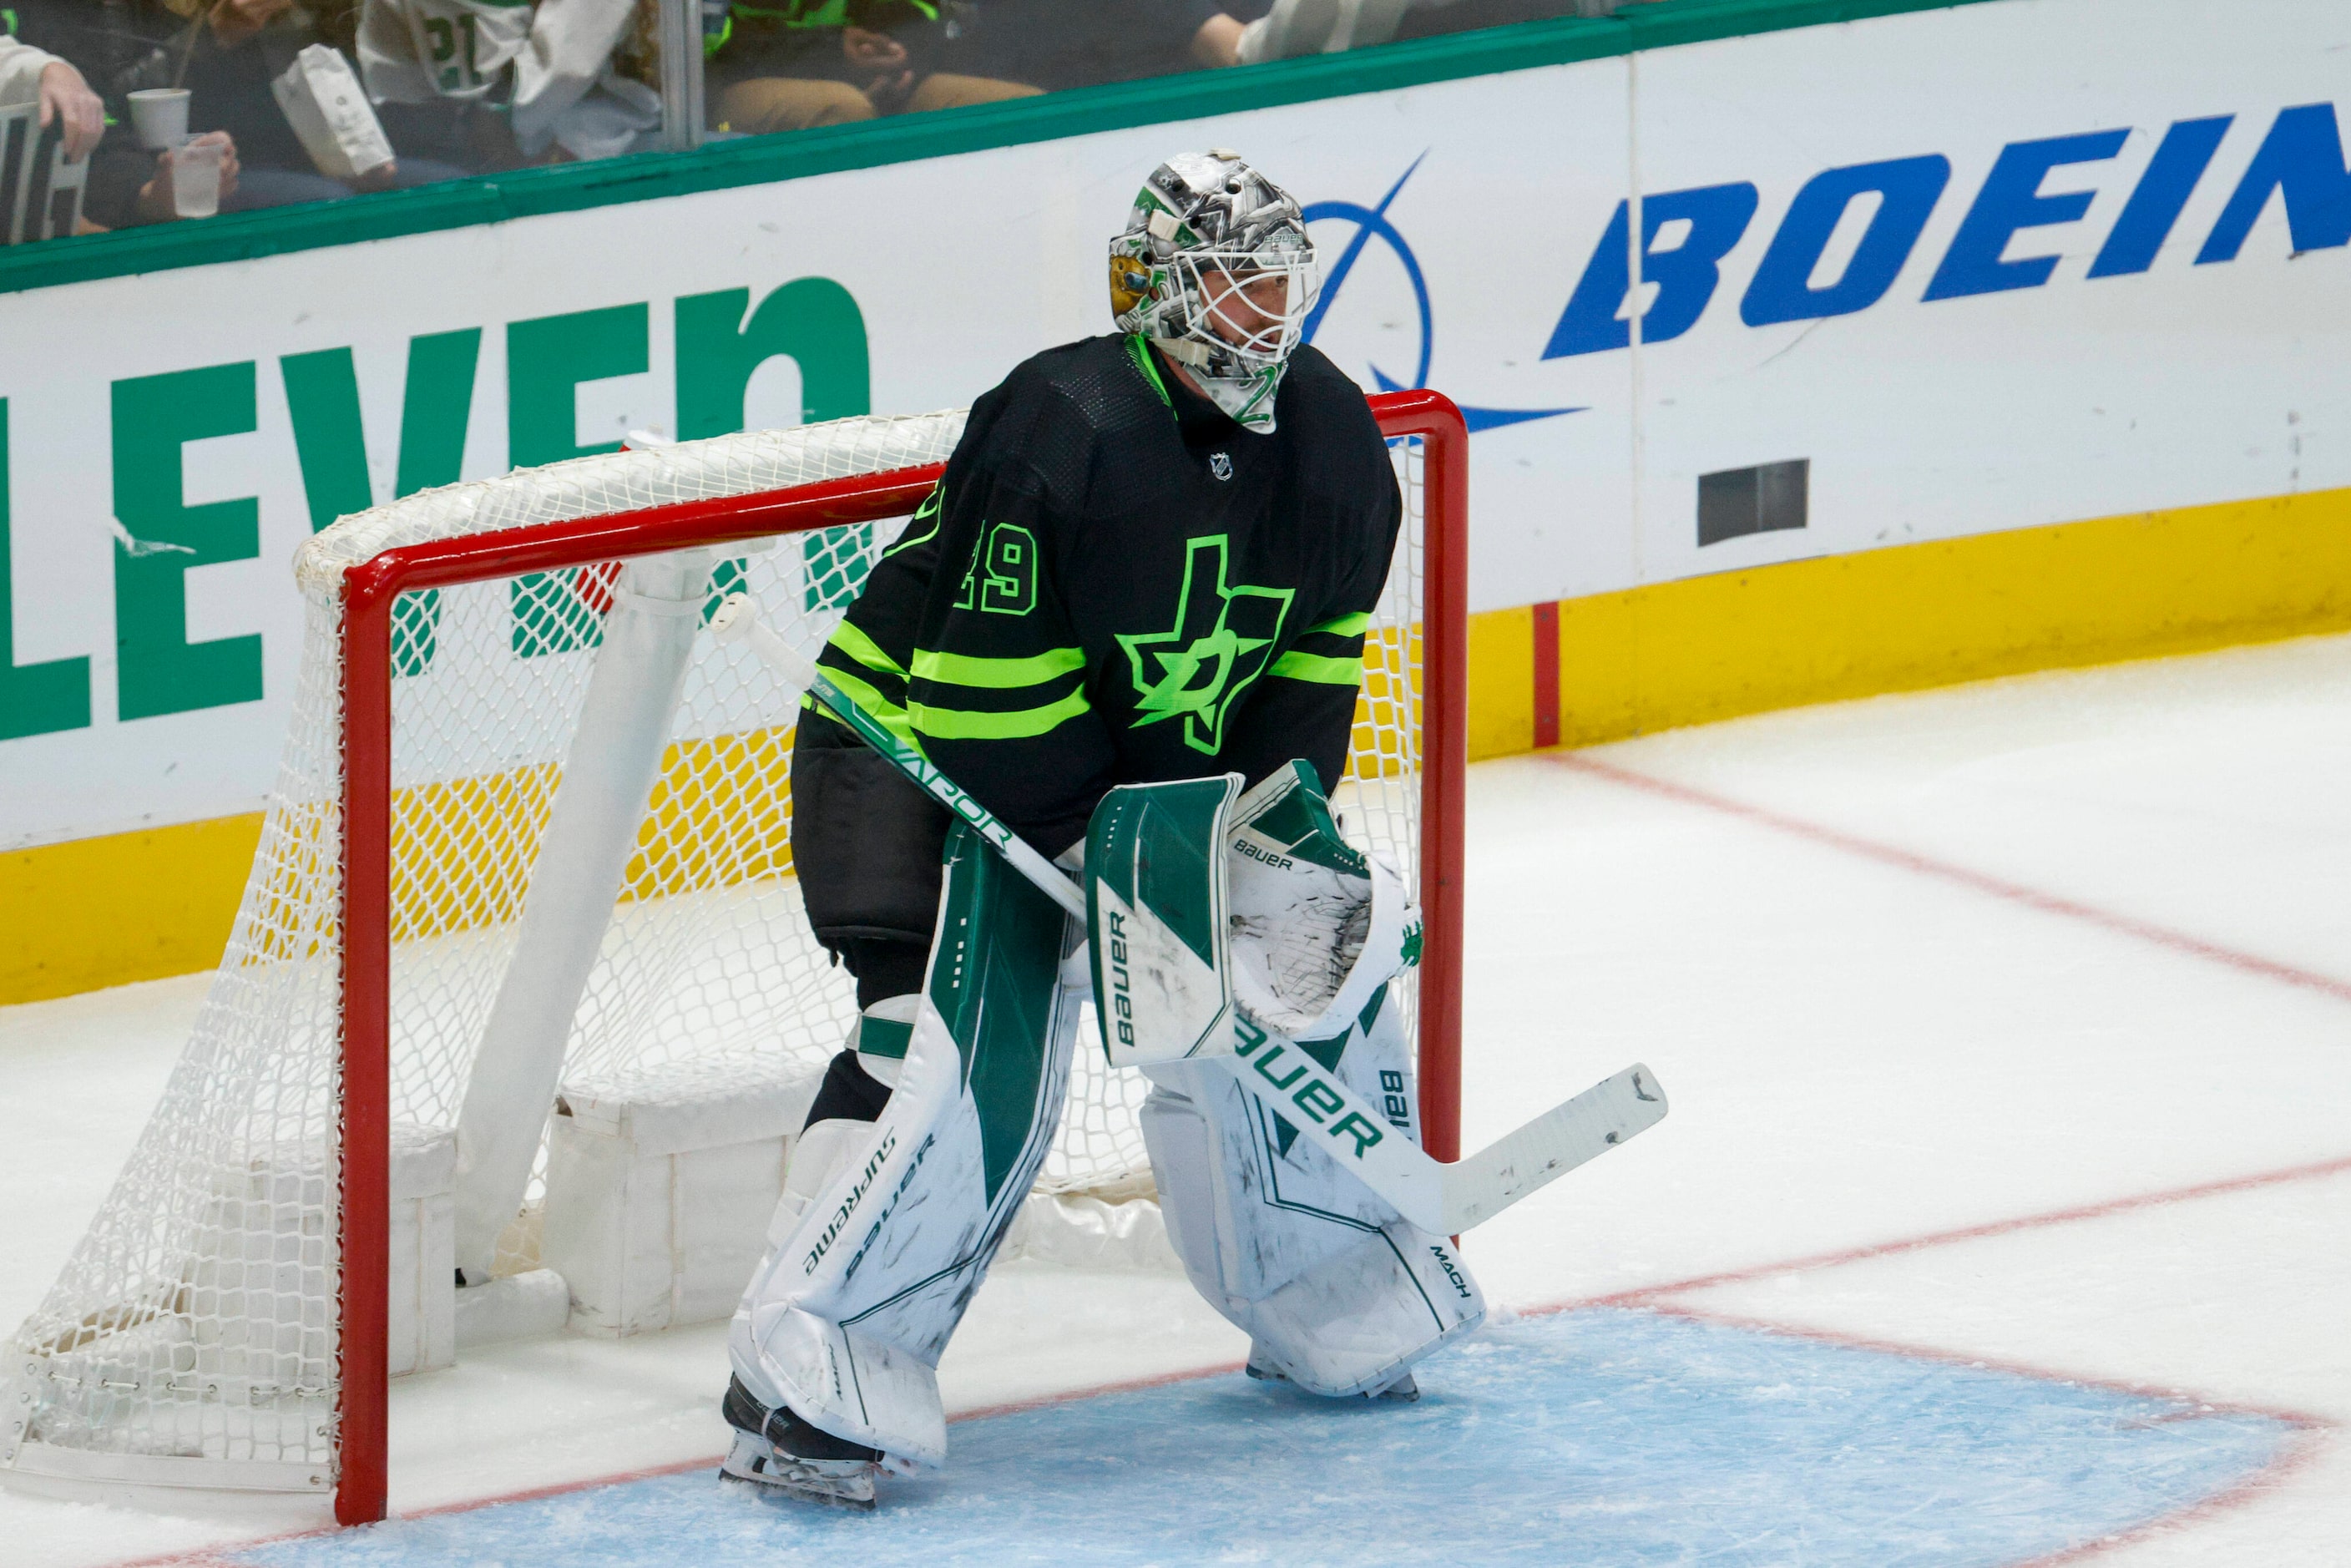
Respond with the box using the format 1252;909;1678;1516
1236;0;1609;60
6;0;461;221
706;0;1039;136
357;0;667;169
968;0;1246;87
139;0;472;199
2;7;245;230
0;31;108;161
705;0;1615;139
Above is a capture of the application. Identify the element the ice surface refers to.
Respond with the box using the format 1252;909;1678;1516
1661;1162;2351;1565
5;630;2349;1565
0;974;207;1336
228;1311;2298;1568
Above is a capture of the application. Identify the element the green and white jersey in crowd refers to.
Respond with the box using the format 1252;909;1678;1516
360;0;533;101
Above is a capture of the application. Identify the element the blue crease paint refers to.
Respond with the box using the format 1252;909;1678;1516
242;1308;2294;1566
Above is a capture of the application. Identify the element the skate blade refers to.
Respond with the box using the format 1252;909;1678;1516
720;1434;879;1509
1245;1358;1419;1402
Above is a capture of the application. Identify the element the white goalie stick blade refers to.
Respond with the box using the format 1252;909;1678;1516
1221;1018;1667;1234
1439;1062;1666;1230
710;594;1669;1233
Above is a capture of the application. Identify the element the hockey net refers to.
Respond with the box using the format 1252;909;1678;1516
0;394;1466;1520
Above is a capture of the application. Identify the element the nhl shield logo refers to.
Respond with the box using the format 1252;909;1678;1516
1209;451;1233;481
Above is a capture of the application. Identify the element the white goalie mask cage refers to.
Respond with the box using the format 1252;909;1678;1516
1157;241;1319;378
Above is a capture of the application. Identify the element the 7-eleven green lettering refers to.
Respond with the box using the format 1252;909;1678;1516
0;398;90;740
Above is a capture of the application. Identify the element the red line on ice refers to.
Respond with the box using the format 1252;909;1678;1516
109;1143;2348;1568
2004;1420;2331;1566
104;1358;1252;1567
1520;1152;2351;1565
1638;1304;2330;1434
1641;1306;2335;1566
1577;1150;2351;1311
1531;1151;2350;1422
1543;751;2351;1007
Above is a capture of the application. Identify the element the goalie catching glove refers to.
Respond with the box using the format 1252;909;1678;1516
1087;758;1420;1068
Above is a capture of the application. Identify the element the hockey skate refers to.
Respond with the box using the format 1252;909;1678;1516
1244;1350;1421;1403
720;1376;884;1509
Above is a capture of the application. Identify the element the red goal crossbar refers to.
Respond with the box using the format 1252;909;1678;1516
332;390;1469;1525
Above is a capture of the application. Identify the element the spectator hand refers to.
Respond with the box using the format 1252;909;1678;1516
136;132;242;222
842;27;914;109
207;0;296;46
843;25;910;70
1191;13;1246;67
37;62;105;162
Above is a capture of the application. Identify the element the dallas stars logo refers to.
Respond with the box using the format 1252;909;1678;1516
1117;536;1293;754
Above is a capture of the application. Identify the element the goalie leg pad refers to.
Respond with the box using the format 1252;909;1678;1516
1244;1221;1482;1398
731;823;1084;1467
1140;988;1484;1398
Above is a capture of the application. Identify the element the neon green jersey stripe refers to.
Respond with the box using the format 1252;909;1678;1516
910;688;1092;741
1307;611;1371;638
821;665;923;751
826;620;908;679
1269;650;1363;685
911;645;1084;690
1125;334;1174;412
882;483;944;561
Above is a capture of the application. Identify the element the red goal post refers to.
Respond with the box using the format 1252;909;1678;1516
331;389;1469;1525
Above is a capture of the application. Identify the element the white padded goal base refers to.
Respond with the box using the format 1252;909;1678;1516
543;1062;826;1338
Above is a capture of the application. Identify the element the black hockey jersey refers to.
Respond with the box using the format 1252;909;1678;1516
811;333;1402;856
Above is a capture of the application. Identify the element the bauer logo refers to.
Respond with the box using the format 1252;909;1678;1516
1233;1016;1386;1159
1231;837;1294;872
1104;909;1136;1050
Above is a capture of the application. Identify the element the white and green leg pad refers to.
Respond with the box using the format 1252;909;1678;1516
728;822;1084;1469
1141;986;1484;1398
1094;761;1480;1398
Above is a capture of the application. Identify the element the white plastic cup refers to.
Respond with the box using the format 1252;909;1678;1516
127;88;191;151
171;137;223;220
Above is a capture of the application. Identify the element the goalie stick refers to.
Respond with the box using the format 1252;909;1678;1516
710;594;1667;1234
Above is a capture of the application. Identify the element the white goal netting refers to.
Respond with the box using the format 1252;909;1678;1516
0;409;1430;1495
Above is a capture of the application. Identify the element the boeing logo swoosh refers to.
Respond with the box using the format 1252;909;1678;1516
1303;154;1583;434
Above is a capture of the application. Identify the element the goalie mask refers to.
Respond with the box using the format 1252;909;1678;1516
1109;149;1317;434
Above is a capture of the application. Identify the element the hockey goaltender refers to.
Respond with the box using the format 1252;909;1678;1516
718;150;1485;1506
